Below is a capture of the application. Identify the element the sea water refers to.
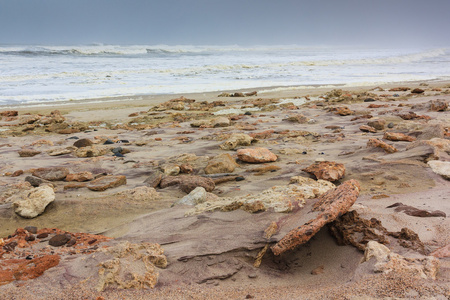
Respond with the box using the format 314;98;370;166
0;44;449;105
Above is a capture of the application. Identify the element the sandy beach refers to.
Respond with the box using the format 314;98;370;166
0;81;449;299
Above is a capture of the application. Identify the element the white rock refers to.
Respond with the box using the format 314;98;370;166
12;185;55;218
178;187;207;205
428;160;450;180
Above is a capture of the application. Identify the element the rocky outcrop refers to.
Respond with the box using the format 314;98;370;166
302;161;345;182
32;167;69;181
237;147;277;163
87;175;127;191
219;133;253;150
204;153;239;174
271;180;360;255
11;185;55;218
367;138;398;153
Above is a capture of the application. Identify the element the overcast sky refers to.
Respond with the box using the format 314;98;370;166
1;0;449;46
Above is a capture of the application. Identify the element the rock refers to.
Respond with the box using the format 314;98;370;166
178;187;208;205
32;167;70;181
0;110;18;117
359;125;377;133
143;171;163;188
12;185;55;218
361;241;439;280
285;114;310;123
427;160;450;180
24;226;38;234
161;164;180;176
364;98;376;102
237;147;277;163
160;175;215;193
211;116;230;127
75;146;110;157
179;164;194;174
387;202;446;217
18;149;41;157
114;186;160;202
0;255;60;286
271;180;360;255
25;175;52;187
431;244;450;258
367;119;386;130
219;133;253;150
387;122;395;128
411;88;424;94
367;138;398;153
311;265;324;275
417;124;445;140
205;153;239;174
65;171;94;182
63;183;87;190
397;112;431;121
73;138;93;148
47;147;74;156
87;175;127;191
334;106;354;116
428;99;448;111
383;132;416;142
190;119;210;128
302;161;345;182
49;234;72;247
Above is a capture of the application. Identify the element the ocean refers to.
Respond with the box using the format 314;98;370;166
0;45;449;105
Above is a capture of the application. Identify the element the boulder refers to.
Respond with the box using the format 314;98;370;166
367;138;398;153
87;175;127;191
47;147;74;156
178;187;208;205
271;180;360;255
0;110;18;117
334;106;353;116
205;153;239;174
383;132;416;142
427;160;450;180
302;161;345;182
161;164;180;176
219;133;253;150
211;116;231;127
65;171;94;182
411;88;424;94
237;147;277;163
12;185;55;218
32;167;70;181
367;119;386;130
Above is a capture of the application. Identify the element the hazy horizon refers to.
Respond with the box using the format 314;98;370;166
1;0;450;47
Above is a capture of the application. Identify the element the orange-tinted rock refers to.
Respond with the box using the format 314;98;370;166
63;182;87;190
272;180;360;255
334;106;354;116
32;167;70;181
359;125;377;133
205;153;239;174
237;147;277;163
302;161;345;182
367;119;386;130
0;255;60;285
66;171;94;182
411;88;424;94
389;87;410;92
431;244;450;258
367;138;398;153
0;110;18;117
397;112;431;120
18;149;41;157
429;99;448;112
383;132;416;142
87;175;127;191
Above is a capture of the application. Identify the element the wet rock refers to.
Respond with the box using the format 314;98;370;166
302;161;345;182
75;146;110;158
205;153;239;174
367;119;386;130
18;149;41;157
87;175;127;191
237;147;277;163
65;171;94;182
211;116;231;127
367;138;398;153
32;167;69;181
12;185;55;218
359;125;377;133
143;171;163;188
49;234;72;247
73;138;93;148
427;160;450;180
219;133;254;150
361;241;439;280
383;132;416;142
272;180;360;255
428;99;448;111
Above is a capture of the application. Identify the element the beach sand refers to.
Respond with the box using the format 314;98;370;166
0;81;449;299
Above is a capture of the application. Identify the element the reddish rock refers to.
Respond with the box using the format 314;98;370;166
429;99;448;112
367;138;398;153
18;149;41;157
411;88;424;94
302;161;345;182
383;132;416;142
389;87;410;92
367;119;386;130
0;255;60;285
87;175;127;191
367;104;388;108
0;110;18;117
397;112;431;120
48;234;72;247
65;171;94;182
11;170;24;177
63;182;87;190
179;164;194;174
32;167;70;181
359;125;377;133
333;106;354;116
237;147;277;163
249;130;275;139
272;180;360;255
160;175;215;193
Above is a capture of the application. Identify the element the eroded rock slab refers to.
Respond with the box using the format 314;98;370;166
302;161;345;182
383;132;416;142
87;175;127;191
367;138;398;153
32;167;69;181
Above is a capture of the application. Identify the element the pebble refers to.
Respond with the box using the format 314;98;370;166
104;139;114;145
24;226;38;234
387;122;394;128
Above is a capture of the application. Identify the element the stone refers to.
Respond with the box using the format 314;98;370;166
49;234;72;247
73;138;93;148
427;160;450;180
367;138;398;153
219;133;253;150
211;116;231;127
161;164;180;176
387;202;446;217
311;265;324;275
143;171;164;188
25;176;52;187
431;244;450;258
237;147;277;163
334;106;354;116
160;175;215;193
302;161;345;182
411;88;424;94
18;149;41;157
47;147;74;156
361;241;439;280
178;187;208;205
87;175;127;191
24;226;38;234
271;180;360;255
367;119;386;130
205;153;239;174
32;167;70;181
65;171;94;182
179;164;194;174
285;114;310;123
428;99;448;111
359;125;377;133
0;255;60;286
0;110;18;117
383;132;416;142
115;186;160;202
12;185;55;218
75;146;110;158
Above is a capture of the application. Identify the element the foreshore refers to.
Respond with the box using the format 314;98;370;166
0;80;449;299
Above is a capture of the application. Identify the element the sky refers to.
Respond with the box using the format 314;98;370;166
1;0;449;46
